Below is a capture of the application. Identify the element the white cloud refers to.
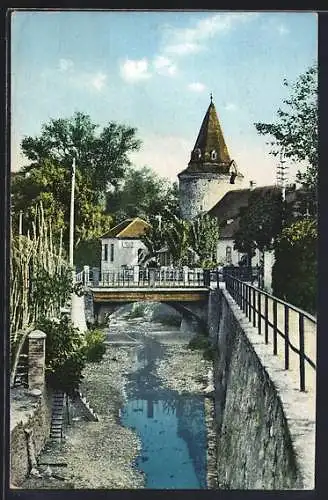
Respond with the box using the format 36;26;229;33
120;58;152;83
58;58;74;72
224;102;238;112
153;55;177;76
188;82;206;92
162;12;259;56
91;72;107;91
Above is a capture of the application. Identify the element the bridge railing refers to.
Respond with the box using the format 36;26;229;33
97;267;207;287
225;274;316;392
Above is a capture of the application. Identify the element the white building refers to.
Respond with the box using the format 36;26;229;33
100;217;150;274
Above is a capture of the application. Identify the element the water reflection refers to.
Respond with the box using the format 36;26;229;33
121;336;207;489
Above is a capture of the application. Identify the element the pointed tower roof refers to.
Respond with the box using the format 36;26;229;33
179;96;233;176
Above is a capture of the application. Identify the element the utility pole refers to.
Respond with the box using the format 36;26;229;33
69;157;76;272
18;210;23;236
276;148;288;202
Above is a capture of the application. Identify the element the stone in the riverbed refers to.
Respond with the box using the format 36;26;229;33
28;388;42;397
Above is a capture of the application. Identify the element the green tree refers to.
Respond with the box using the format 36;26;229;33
11;159;113;259
190;214;219;267
255;64;318;215
272;218;317;314
106;166;179;223
165;215;192;266
233;190;284;271
21;112;141;193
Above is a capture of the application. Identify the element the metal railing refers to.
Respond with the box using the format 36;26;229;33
76;266;260;288
97;268;208;288
225;274;316;392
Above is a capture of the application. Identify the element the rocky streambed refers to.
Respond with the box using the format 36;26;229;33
20;307;216;489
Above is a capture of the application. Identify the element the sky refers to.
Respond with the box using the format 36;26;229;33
11;10;317;186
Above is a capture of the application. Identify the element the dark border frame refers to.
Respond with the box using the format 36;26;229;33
2;6;328;500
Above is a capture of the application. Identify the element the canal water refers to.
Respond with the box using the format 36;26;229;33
116;322;208;489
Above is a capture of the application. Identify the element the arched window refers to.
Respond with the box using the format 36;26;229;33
211;150;217;160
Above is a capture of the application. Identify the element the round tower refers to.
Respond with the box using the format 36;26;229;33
178;95;244;220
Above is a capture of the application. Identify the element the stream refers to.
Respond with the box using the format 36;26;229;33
119;326;207;489
19;306;213;490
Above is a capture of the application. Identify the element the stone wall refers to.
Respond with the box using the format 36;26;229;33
10;386;53;487
209;288;315;489
179;172;245;220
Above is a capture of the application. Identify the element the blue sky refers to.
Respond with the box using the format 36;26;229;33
11;10;317;185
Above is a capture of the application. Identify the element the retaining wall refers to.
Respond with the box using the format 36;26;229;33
10;386;53;487
209;288;315;489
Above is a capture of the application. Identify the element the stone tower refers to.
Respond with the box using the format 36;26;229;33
178;95;244;220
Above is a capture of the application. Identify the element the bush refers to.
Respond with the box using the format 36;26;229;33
127;303;145;318
272;218;317;314
37;316;86;393
83;329;106;362
188;335;211;351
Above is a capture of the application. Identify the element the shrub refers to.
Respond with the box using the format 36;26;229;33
127;303;145;318
83;329;106;363
188;335;211;351
272;218;317;314
37;316;86;393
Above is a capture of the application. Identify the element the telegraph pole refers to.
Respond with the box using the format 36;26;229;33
69;156;76;272
276;148;288;202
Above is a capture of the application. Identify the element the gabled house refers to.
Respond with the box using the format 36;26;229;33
100;217;150;274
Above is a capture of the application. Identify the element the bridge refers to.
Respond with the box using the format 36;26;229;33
76;267;218;326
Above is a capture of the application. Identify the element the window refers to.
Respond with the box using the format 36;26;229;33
103;244;108;262
211;150;217;160
110;243;114;262
194;148;201;159
226;246;232;264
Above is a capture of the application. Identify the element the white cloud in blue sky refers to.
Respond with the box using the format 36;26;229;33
11;10;317;185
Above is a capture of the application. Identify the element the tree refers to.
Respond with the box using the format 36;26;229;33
190;214;219;267
106;166;179;223
233;189;284;273
21;112;141;194
255;64;318;214
11;159;113;256
272;218;317;314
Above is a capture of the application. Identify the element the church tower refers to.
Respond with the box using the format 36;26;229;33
178;95;244;220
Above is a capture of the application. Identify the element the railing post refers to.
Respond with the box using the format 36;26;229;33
264;295;269;344
252;288;256;326
183;267;189;287
28;330;47;393
133;265;139;285
83;265;89;286
299;314;305;391
273;300;278;355
258;291;262;335
284;304;290;370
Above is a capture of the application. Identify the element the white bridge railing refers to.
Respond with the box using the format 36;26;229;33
75;266;216;288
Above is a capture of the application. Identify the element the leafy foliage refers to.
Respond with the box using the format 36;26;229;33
272;218;317;314
141;210;219;268
12;111;141;257
21;112;141;193
37;316;87;393
189;214;219;267
233;190;284;257
106;166;179;223
83;329;107;363
255;64;318;214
